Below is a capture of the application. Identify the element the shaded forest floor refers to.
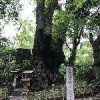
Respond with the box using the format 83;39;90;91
0;83;100;100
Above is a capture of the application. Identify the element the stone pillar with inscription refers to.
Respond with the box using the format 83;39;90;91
66;66;74;100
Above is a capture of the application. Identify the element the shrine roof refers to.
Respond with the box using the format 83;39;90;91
22;70;33;74
11;69;21;73
11;70;19;73
21;78;30;81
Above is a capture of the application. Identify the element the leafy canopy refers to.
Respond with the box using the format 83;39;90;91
0;0;22;20
15;20;35;49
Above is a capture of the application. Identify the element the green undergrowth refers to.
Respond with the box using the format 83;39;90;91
0;79;100;100
27;80;100;99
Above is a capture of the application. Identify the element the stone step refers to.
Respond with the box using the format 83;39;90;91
95;94;100;97
94;97;100;100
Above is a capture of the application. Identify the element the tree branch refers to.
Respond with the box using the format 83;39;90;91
90;7;100;17
76;25;84;45
45;0;58;17
89;33;94;45
65;41;72;51
94;33;100;45
43;0;58;35
44;0;58;27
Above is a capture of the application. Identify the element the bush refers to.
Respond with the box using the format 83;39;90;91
75;67;95;83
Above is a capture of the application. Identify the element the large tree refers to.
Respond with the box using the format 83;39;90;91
87;1;100;79
0;0;65;90
89;33;100;79
70;0;100;79
31;0;65;90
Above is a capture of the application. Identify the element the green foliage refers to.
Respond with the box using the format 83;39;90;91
0;0;99;94
52;11;69;43
52;2;86;44
59;64;66;79
59;41;94;83
21;60;32;69
0;0;21;20
76;41;93;65
90;79;100;92
75;41;94;82
15;20;35;49
55;0;100;93
0;37;14;59
45;0;58;8
74;0;100;19
0;36;17;83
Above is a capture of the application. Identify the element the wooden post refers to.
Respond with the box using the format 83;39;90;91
66;66;74;100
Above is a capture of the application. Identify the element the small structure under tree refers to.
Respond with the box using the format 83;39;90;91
11;69;33;90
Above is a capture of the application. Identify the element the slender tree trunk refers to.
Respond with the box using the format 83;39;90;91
89;33;100;79
65;26;83;67
68;38;79;66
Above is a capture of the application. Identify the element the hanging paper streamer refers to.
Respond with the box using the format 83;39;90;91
12;77;17;89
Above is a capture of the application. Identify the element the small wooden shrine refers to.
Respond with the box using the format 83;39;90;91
11;69;33;90
21;70;33;89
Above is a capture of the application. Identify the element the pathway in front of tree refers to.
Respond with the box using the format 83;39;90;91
8;96;27;100
7;88;28;100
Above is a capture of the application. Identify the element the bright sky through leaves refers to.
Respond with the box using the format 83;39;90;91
2;0;36;40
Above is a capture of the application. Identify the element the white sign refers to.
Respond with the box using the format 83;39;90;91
66;66;74;100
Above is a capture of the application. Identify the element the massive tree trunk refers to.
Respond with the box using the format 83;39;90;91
31;0;65;91
89;33;100;79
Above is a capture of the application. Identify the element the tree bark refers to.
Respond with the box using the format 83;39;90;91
89;33;100;79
